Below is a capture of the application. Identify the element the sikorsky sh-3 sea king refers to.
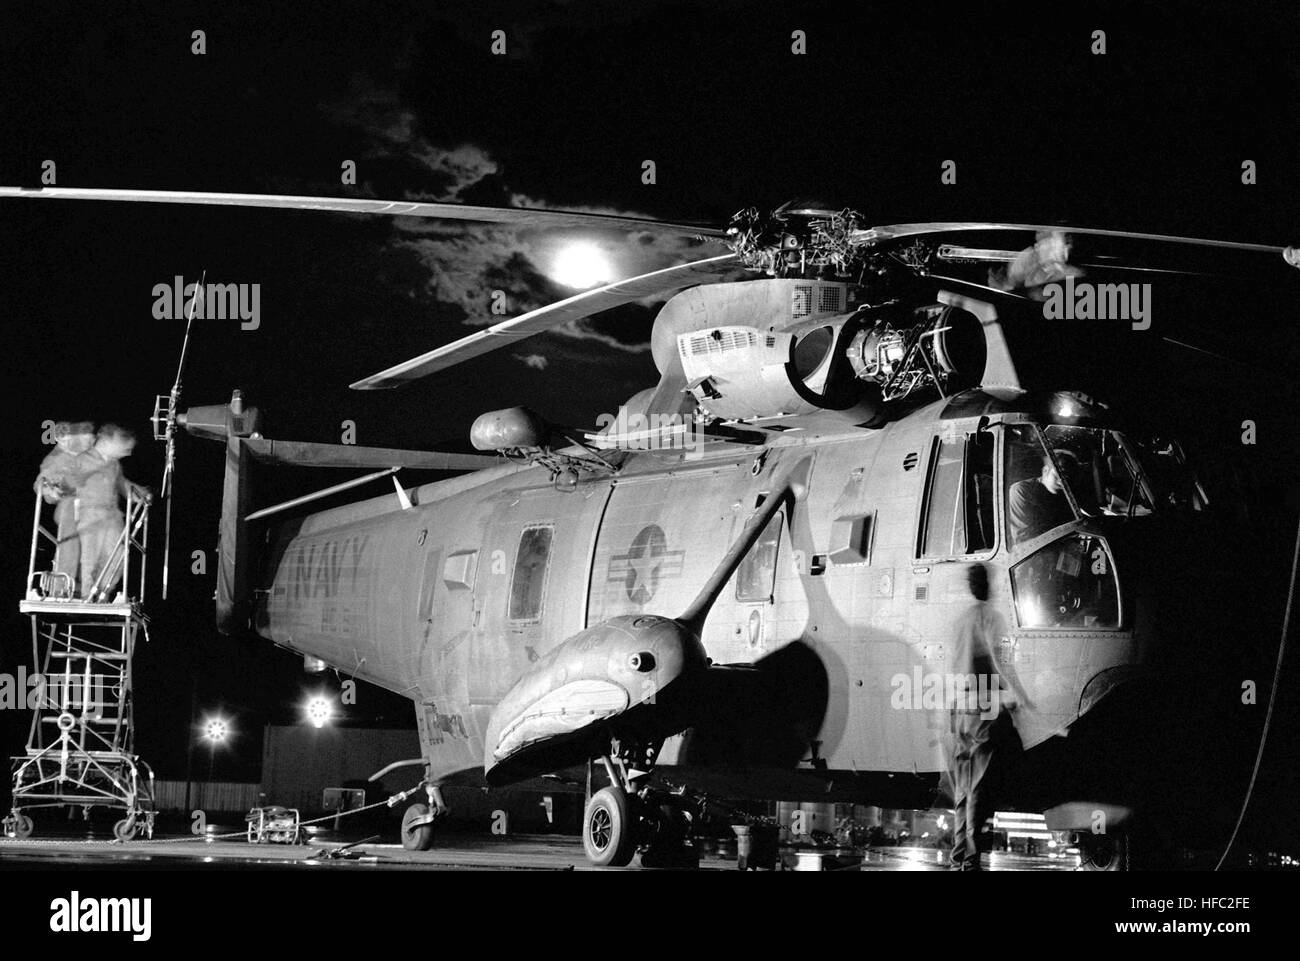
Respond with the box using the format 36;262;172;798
6;185;1298;868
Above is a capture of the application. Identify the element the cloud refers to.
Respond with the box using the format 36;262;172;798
411;144;500;202
321;77;500;202
513;353;549;370
320;76;713;343
556;317;652;353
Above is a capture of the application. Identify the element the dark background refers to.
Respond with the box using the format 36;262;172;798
0;0;1296;851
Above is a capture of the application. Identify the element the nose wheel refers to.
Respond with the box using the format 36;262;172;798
583;787;638;867
581;738;700;869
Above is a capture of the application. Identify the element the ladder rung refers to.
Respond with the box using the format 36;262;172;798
44;671;129;680
49;651;129;660
39;671;124;681
23;750;138;761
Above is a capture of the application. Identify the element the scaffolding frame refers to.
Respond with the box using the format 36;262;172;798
7;488;156;840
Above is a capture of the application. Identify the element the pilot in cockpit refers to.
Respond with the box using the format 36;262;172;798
1007;450;1076;544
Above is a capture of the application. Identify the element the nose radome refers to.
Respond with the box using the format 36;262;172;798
607;614;707;677
483;613;709;784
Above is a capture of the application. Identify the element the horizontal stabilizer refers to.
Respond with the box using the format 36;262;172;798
242;438;496;471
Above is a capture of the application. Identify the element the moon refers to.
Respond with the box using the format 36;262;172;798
549;241;614;289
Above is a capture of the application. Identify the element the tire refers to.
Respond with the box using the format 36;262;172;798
583;787;638;867
401;802;436;851
1079;831;1129;871
113;817;138;842
12;814;33;840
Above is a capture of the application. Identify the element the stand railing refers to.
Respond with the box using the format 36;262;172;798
25;486;150;606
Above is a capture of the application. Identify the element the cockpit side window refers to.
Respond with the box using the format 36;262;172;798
1004;424;1075;547
965;431;995;554
1011;533;1120;629
918;431;996;559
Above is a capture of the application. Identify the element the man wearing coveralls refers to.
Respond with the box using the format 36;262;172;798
76;425;138;601
946;563;1028;871
34;421;96;598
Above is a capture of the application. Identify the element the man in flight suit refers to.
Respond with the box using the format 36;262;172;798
946;563;1028;871
34;421;96;598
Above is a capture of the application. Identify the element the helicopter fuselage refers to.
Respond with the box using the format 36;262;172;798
249;387;1236;827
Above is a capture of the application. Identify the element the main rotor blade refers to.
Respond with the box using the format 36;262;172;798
350;253;741;389
854;221;1288;256
0;186;725;238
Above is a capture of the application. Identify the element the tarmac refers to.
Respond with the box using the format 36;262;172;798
0;829;1080;871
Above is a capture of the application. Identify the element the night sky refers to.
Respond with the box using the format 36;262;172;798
0;0;1297;841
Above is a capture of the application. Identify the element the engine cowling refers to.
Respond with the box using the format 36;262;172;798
651;278;888;424
650;279;990;423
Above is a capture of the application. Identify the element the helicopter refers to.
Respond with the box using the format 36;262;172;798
4;185;1296;869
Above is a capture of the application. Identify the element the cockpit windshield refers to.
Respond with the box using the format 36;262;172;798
1041;425;1154;519
1127;434;1208;512
1004;422;1172;547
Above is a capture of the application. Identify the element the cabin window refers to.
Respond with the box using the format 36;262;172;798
918;431;995;559
509;525;553;622
736;511;783;602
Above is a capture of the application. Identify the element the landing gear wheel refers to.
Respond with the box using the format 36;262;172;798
1079;831;1129;871
113;817;138;842
584;787;637;867
401;802;436;851
11;814;33;840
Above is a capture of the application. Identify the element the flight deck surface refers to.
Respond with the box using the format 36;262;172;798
0;832;1079;871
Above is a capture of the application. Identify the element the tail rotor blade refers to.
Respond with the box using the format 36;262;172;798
157;269;203;600
162;479;175;600
160;443;175;498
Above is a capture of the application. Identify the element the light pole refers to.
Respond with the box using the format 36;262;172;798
304;695;332;729
201;716;230;804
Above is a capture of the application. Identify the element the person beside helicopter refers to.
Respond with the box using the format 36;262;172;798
73;425;150;601
33;421;97;598
945;563;1031;871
